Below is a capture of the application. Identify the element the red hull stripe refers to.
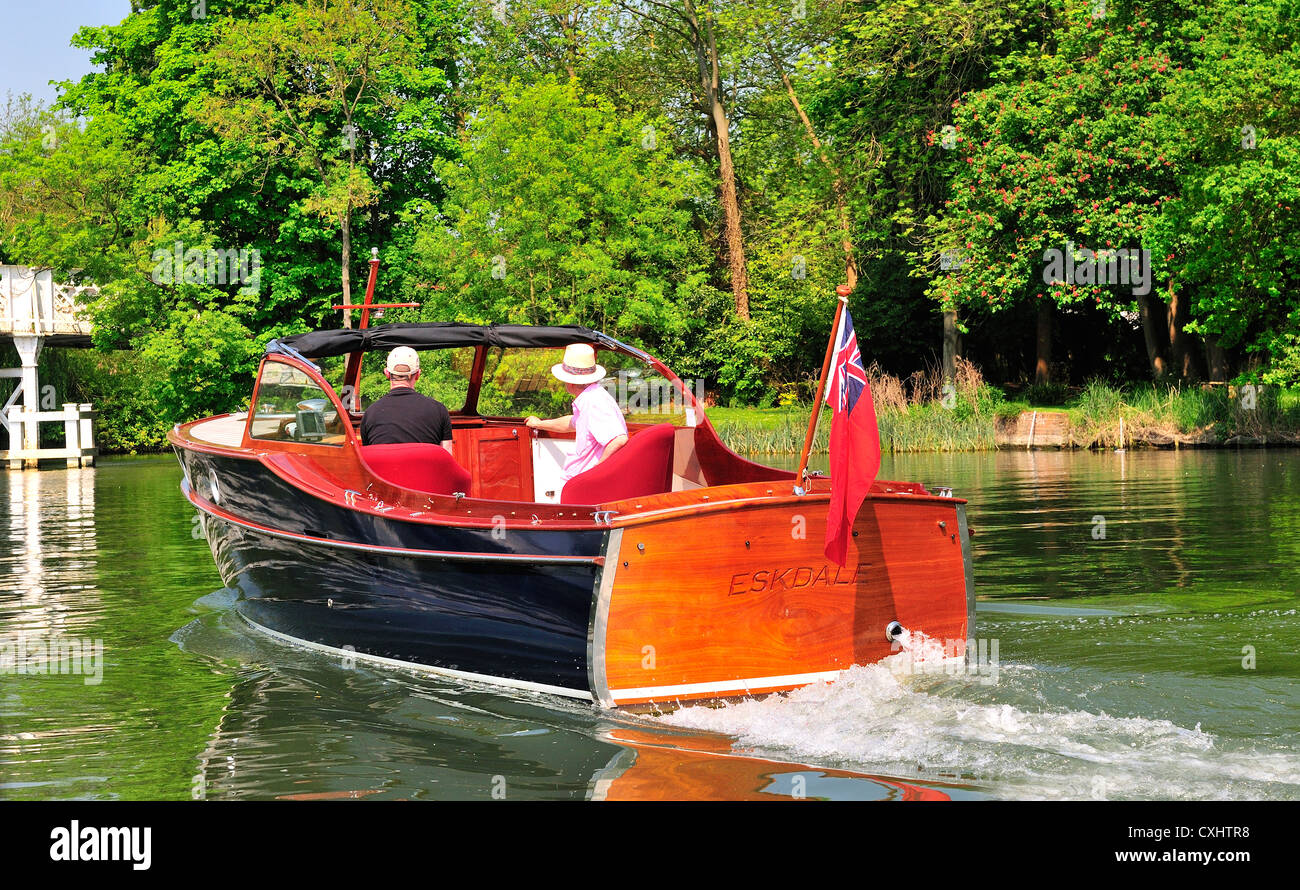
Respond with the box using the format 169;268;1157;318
184;481;604;566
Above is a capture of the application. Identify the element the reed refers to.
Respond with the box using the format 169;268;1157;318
713;368;1300;454
710;357;1003;454
1070;379;1300;446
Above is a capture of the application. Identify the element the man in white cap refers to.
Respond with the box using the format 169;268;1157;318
360;346;454;451
525;343;628;483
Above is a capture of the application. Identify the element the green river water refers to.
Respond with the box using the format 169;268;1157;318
1;449;1297;800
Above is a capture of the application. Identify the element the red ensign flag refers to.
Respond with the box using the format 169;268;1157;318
824;308;881;565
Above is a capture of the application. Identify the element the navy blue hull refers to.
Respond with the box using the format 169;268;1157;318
179;448;603;696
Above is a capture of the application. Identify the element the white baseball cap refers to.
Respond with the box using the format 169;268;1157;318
386;346;420;376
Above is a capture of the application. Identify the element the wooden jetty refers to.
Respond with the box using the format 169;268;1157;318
0;265;98;469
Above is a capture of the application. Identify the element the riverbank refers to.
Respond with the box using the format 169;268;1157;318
708;376;1300;454
14;344;1299;456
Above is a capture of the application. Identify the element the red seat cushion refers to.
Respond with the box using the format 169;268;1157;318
360;443;471;496
561;423;676;505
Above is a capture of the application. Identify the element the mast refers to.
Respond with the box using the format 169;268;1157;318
336;248;420;411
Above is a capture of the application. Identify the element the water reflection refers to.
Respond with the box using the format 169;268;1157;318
177;611;966;801
587;726;963;801
1;468;98;635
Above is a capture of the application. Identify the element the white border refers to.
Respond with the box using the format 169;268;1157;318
609;669;844;703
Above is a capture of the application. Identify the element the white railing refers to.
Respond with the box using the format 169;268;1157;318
0;265;95;336
1;402;97;468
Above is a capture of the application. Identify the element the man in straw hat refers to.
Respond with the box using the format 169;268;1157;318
525;343;628;483
361;346;454;451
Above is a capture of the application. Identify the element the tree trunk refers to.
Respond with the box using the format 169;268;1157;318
1166;281;1201;380
942;309;958;382
1137;290;1168;379
1204;333;1229;383
683;0;748;319
1035;299;1052;384
560;11;578;79
714;107;748;318
767;42;856;289
341;206;353;329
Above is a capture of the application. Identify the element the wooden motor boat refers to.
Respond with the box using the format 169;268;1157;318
170;321;975;709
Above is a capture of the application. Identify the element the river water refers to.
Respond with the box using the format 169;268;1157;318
1;449;1297;800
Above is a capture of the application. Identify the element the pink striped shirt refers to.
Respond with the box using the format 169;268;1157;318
561;382;627;482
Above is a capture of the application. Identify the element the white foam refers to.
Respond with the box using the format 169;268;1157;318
661;634;1300;800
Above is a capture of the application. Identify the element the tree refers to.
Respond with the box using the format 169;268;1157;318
1146;0;1300;384
816;0;1050;377
924;0;1190;382
924;0;1300;385
0;95;146;287
610;0;752;319
202;0;437;326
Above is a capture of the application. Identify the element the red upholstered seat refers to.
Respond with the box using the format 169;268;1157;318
561;423;676;505
359;443;471;496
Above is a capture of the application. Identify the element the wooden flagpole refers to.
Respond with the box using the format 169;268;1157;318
795;284;852;487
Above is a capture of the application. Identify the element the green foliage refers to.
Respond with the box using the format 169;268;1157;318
136;309;263;423
0;95;145;288
1067;378;1300;442
926;0;1300;383
59;350;172;453
1021;381;1072;407
2;0;1299;450
1075;377;1126;421
1145;0;1300;374
412;77;706;342
818;0;1050;370
927;2;1182;312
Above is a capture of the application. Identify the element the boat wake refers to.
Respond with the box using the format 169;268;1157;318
661;632;1300;800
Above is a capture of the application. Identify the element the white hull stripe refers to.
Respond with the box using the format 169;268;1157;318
609;669;845;702
238;613;595;702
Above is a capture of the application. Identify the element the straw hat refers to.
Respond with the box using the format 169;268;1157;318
551;343;606;385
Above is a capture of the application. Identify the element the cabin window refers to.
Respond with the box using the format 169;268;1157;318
249;362;346;445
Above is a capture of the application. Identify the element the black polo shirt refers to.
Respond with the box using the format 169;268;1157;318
360;387;453;446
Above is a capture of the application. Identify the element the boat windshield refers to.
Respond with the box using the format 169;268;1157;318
319;347;475;413
321;344;699;425
250;361;347;445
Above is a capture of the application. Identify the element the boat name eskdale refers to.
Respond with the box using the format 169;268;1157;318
728;563;869;596
49;821;151;870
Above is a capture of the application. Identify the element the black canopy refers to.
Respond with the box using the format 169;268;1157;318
271;322;618;359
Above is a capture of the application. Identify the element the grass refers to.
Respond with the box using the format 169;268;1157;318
708;406;831;454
